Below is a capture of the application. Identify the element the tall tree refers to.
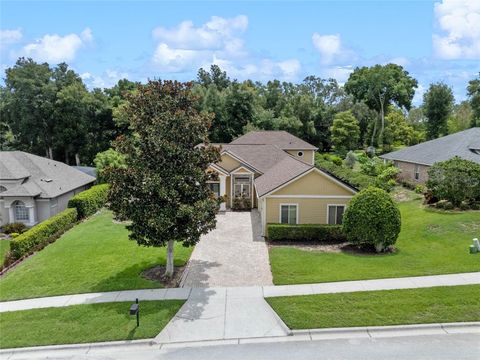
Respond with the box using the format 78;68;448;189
330;110;360;155
2;58;56;157
344;64;417;147
423;82;454;139
467;73;480;127
107;81;220;278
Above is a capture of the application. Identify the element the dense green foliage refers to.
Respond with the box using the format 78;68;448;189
423;82;455;139
267;224;346;242
0;58;120;164
0;211;193;301
267;285;480;329
93;148;126;183
107;80;220;277
0;300;184;348
467;73;480;127
68;184;109;219
343;187;401;252
427;157;480;207
0;240;10;266
330;111;360;154
8;208;77;261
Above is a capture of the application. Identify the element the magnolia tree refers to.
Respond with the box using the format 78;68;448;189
107;80;220;278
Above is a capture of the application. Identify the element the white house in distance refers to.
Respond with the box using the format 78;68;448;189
0;151;96;227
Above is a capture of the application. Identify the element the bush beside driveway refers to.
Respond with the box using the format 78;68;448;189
0;211;193;301
269;198;480;285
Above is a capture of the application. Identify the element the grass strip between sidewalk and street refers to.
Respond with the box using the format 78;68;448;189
0;300;184;349
266;285;480;330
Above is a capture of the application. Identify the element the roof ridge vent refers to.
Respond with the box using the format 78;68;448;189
41;178;53;183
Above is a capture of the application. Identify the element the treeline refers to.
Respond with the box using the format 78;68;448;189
1;58;479;165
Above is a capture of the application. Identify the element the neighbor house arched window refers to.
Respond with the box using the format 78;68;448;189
13;200;29;221
0;186;6;194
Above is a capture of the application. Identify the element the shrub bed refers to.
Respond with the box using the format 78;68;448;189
68;184;109;219
8;208;78;261
268;223;346;242
1;222;26;235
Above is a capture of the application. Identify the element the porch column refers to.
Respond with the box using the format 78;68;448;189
219;175;227;211
8;206;14;224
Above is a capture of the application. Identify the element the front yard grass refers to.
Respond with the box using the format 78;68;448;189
0;300;184;349
267;285;480;329
0;211;193;301
269;199;480;285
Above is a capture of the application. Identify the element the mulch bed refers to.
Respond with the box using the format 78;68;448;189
268;241;396;255
141;265;185;287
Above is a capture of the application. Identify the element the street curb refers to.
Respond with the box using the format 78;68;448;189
0;339;155;357
2;322;478;356
292;322;480;339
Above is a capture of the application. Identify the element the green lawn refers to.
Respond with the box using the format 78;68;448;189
269;199;480;285
0;300;184;349
0;240;10;266
0;211;193;301
267;285;480;329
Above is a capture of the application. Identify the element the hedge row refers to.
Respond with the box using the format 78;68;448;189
68;184;109;219
267;223;346;242
9;208;78;261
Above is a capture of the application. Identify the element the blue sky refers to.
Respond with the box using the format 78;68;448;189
1;0;479;104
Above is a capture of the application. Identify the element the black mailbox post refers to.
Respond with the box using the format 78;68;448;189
130;298;139;327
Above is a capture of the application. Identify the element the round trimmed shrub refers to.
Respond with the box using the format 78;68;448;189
343;187;401;252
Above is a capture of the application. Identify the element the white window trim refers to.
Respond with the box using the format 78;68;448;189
279;203;299;224
326;204;346;225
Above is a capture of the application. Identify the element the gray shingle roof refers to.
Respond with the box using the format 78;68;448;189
254;156;313;197
230;131;318;150
381;128;480;165
222;144;291;173
0;151;96;198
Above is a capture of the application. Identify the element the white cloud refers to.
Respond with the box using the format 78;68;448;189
21;28;93;63
312;33;356;65
1;29;22;45
81;69;128;89
151;15;301;80
433;0;480;59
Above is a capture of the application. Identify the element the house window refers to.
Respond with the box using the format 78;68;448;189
280;204;298;224
14;201;29;221
328;205;345;225
414;164;420;180
297;151;304;157
207;182;220;197
234;176;250;198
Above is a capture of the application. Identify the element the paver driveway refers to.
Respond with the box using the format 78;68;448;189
181;210;273;287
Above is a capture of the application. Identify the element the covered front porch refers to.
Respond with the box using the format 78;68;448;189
207;164;257;211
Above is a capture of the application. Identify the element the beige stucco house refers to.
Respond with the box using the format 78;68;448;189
0;151;96;227
206;131;358;235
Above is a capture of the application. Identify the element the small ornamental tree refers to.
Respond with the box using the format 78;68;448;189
107;80;221;278
426;157;480;207
343;187;401;252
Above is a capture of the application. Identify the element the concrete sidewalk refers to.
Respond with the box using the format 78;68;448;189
1;272;478;313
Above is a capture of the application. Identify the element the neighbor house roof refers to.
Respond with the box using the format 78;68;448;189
230;131;318;150
381;128;480;165
0;151;96;198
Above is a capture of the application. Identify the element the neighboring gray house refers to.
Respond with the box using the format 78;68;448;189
381;127;480;183
0;151;96;227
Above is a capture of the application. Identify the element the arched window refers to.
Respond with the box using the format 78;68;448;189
13;201;29;221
